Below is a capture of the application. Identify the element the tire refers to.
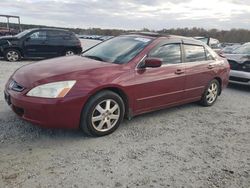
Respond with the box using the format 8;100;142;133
65;49;75;56
200;79;220;106
80;90;125;137
4;49;21;62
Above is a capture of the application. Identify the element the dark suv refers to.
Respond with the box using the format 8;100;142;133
0;28;82;61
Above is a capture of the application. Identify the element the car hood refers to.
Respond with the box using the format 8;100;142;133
224;53;250;64
0;35;18;41
12;56;119;88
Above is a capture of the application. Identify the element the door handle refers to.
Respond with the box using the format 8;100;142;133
208;64;215;69
175;69;185;75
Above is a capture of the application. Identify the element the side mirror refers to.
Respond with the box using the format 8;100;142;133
143;58;162;68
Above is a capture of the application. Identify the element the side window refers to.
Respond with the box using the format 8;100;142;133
48;31;71;40
149;43;181;64
184;44;206;62
29;31;47;40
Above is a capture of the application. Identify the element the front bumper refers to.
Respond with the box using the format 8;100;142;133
4;88;87;129
229;70;250;86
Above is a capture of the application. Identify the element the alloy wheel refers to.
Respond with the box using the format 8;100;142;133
7;51;19;62
91;99;120;132
206;82;218;104
65;50;74;56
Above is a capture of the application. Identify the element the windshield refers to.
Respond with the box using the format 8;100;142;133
232;43;250;54
82;36;152;64
15;29;32;38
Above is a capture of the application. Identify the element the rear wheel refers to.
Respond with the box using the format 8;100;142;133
80;90;125;136
200;79;220;106
5;49;21;62
65;50;75;56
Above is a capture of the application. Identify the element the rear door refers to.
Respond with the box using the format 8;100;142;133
133;39;186;114
47;30;66;56
183;40;218;99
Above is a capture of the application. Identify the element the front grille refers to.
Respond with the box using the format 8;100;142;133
228;60;250;72
9;80;25;92
229;76;250;83
228;60;240;70
242;61;250;72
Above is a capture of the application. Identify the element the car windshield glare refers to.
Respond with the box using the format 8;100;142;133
82;36;152;64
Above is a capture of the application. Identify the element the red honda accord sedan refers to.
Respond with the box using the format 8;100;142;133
4;33;230;136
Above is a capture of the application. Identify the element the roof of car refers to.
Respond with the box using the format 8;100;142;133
128;32;165;37
28;28;70;32
127;32;204;45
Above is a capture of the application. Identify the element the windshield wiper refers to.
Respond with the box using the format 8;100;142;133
82;55;104;62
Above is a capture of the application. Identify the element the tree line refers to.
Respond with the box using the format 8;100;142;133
1;22;250;43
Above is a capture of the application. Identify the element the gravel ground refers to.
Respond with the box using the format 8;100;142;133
0;58;250;188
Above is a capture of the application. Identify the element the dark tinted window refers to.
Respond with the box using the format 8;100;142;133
149;44;181;64
184;45;206;62
48;30;72;40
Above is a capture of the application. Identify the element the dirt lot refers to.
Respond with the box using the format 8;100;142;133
0;58;250;188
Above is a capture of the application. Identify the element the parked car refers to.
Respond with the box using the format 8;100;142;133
220;44;241;54
223;42;250;85
99;36;114;41
220;42;241;48
0;28;82;61
4;33;230;136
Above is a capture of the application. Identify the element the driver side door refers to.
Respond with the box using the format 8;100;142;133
23;30;50;57
133;40;186;114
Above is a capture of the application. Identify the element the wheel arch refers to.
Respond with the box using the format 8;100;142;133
85;86;131;119
4;47;24;57
63;47;76;55
214;77;222;95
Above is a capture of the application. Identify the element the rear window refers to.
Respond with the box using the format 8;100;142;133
184;44;206;62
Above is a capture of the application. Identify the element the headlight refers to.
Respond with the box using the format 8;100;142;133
27;80;76;98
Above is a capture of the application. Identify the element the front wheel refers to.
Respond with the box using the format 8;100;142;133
200;79;220;106
80;90;125;136
5;49;21;62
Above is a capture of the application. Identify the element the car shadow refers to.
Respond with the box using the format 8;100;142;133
2;102;199;145
0;108;89;145
227;83;250;92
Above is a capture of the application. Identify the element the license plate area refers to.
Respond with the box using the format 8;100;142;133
4;91;11;105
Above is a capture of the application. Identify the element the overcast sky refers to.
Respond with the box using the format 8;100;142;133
1;0;250;30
